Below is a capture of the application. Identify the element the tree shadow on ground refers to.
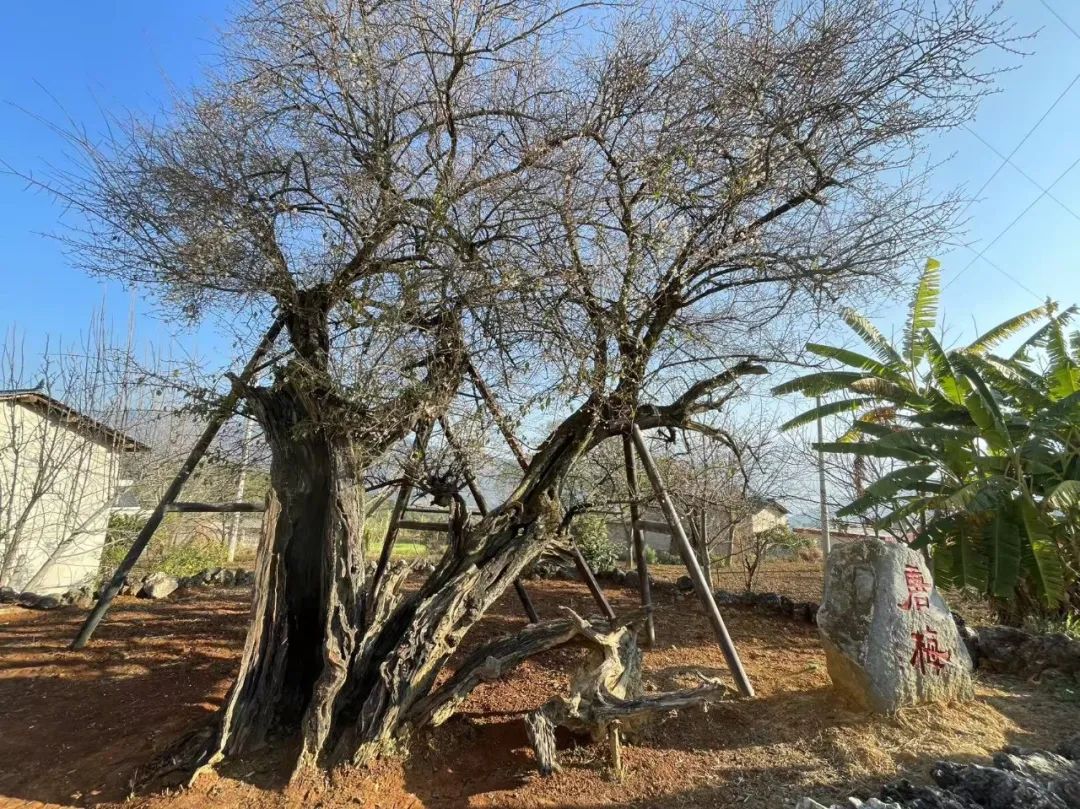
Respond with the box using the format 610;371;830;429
0;592;247;807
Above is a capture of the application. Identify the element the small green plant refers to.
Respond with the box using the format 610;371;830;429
654;549;681;565
362;511;391;553
1022;613;1080;640
743;526;811;591
573;514;620;574
392;541;430;559
100;513;230;581
100;513;144;573
156;542;230;577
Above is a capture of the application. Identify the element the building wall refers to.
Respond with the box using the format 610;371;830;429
750;506;788;534
0;401;122;594
610;505;789;559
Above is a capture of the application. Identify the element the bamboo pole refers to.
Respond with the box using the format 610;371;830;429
72;317;286;650
630;425;754;697
622;434;655;647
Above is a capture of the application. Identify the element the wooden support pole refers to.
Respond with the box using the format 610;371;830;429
465;374;615;623
372;420;433;591
622;434;655;647
72;317;286;650
465;362;531;470
394;519;453;533
570;542;617;625
167;501;266;513
630;425;754;697
698;511;713;589
608;720;624;781
439;415;539;623
514;579;540;624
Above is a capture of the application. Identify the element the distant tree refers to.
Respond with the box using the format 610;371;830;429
742;525;811;591
0;314;145;592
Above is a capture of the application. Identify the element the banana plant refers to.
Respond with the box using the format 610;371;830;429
776;259;1077;611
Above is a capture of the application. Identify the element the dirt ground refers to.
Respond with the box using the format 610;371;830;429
1;565;1077;809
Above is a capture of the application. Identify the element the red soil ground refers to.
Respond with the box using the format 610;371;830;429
0;567;1076;809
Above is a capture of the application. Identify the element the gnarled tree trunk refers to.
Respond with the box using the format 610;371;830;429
188;393;606;780
204;381;367;771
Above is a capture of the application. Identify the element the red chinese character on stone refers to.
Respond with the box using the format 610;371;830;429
910;628;951;675
899;564;931;611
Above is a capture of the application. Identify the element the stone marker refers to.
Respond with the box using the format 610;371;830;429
138;572;180;600
817;538;972;713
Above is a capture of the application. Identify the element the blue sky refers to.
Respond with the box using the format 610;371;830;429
1;0;1079;366
0;1;226;365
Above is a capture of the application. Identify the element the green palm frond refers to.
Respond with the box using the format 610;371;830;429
1019;497;1067;606
1045;318;1079;398
1011;304;1078;362
921;330;966;405
1045;479;1080;512
848;376;928;406
814;440;925;462
963;354;1047;410
953;354;1010;445
805;344;907;381
840;308;903;366
779;397;874;432
903;258;941;365
954;520;989;591
965;303;1051;356
771;371;868;397
837;410;899;442
986;512;1022;598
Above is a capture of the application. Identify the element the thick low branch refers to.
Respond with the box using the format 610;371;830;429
411;608;650;728
523;611;731;775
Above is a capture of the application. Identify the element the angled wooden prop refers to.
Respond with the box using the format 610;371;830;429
630;424;754;697
466;365;616;624
71;317;286;650
439;415;539;622
621;434;656;647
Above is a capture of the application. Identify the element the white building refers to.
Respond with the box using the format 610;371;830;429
0;389;147;594
608;496;789;560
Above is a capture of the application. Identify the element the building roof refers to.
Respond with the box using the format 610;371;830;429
0;389;150;452
749;495;789;515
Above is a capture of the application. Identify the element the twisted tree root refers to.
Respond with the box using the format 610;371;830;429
521;609;731;775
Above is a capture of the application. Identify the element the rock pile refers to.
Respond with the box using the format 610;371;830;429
711;588;820;625
958;622;1080;683
798;733;1080;809
0;566;259;610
